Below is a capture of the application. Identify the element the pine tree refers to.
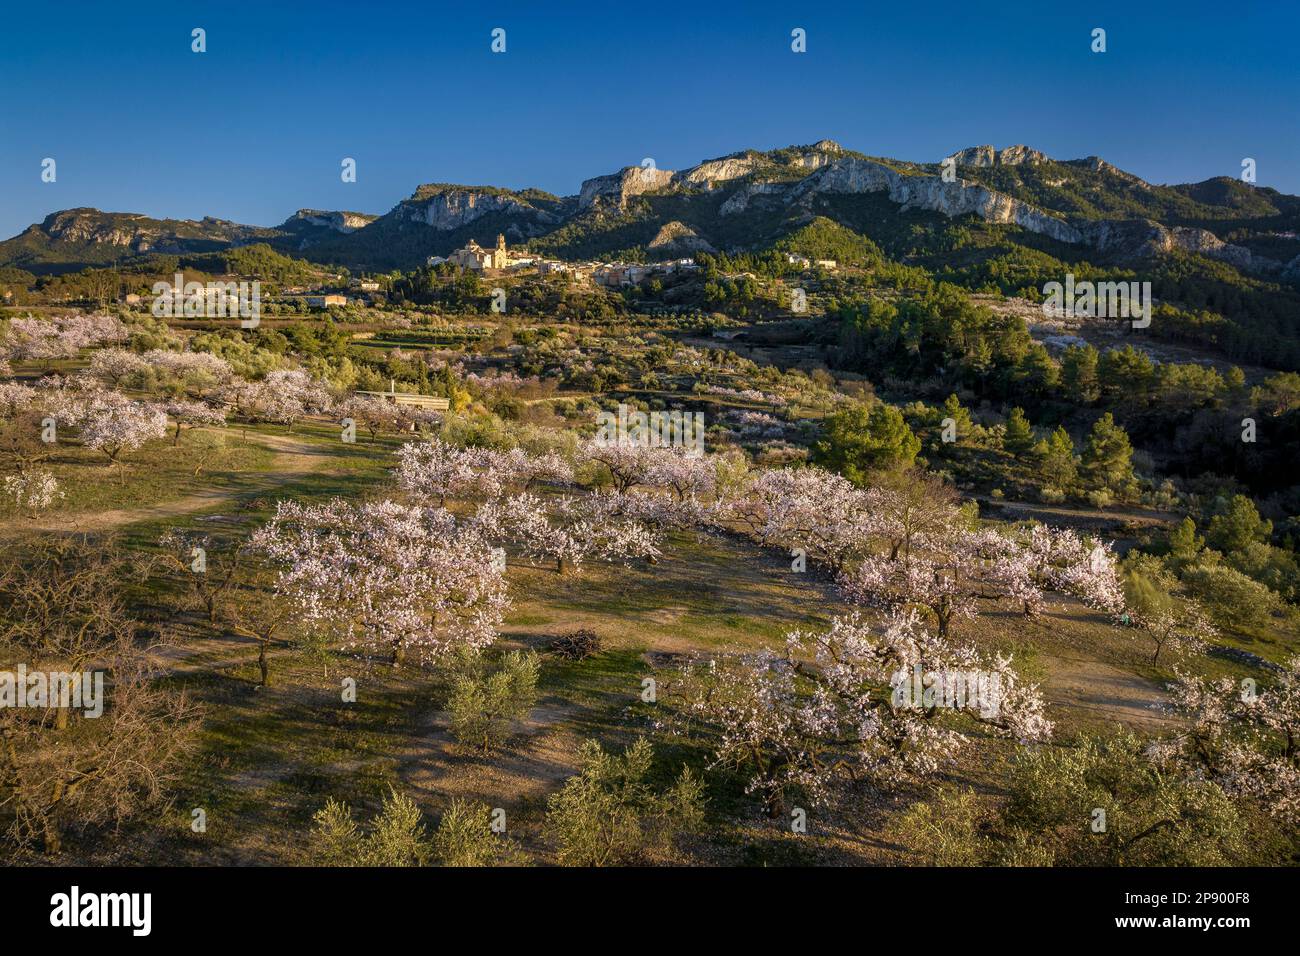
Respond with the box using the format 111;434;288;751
814;402;921;485
1206;495;1272;553
1036;426;1077;489
1060;344;1100;404
1166;516;1204;572
1004;407;1035;455
941;393;973;441
1081;413;1135;494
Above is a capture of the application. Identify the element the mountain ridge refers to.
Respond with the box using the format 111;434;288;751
4;142;1299;277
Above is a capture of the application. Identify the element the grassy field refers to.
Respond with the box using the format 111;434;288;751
2;399;1294;867
19;419;1286;867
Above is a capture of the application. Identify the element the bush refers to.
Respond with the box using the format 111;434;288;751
311;789;431;866
448;649;540;751
893;734;1270;866
1087;488;1114;509
1180;563;1279;629
893;789;986;866
1037;484;1066;505
432;799;528;866
544;738;705;866
1225;541;1298;601
1000;732;1256;866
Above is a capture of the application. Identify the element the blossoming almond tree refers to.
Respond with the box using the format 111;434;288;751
838;529;1007;639
394;439;508;504
582;438;658;493
164;399;227;445
1;470;62;515
727;466;880;574
252;498;508;666
1017;524;1127;616
1152;660;1300;826
643;447;716;503
499;446;574;491
339;395;403;439
673;611;1051;815
74;390;170;466
223;369;333;431
2;314;128;366
1134;604;1215;664
142;349;234;396
394;440;573;505
841;524;1127;639
473;492;661;574
83;348;149;387
0;382;39;419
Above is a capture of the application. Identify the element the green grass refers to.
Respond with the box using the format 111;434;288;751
14;409;1294;867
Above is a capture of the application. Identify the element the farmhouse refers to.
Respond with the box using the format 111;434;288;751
355;380;450;410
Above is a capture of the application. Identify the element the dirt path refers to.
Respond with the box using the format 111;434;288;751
979;496;1170;530
1039;651;1176;730
0;430;333;539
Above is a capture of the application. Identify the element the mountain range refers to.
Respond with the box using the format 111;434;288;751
5;140;1300;279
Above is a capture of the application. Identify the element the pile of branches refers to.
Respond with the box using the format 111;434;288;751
549;628;601;661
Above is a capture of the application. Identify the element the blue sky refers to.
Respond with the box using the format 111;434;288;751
1;0;1296;238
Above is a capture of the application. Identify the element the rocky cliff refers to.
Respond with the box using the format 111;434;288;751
793;158;1084;244
577;166;677;209
283;209;376;233
394;186;562;230
946;144;1050;167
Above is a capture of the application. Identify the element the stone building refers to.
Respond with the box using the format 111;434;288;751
448;234;511;271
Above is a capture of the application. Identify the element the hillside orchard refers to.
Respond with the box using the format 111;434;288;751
0;300;1296;869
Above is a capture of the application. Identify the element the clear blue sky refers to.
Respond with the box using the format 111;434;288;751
1;0;1296;238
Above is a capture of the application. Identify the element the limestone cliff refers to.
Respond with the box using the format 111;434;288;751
946;144;1050;167
394;186;561;230
794;158;1084;244
284;209;376;233
578;166;676;209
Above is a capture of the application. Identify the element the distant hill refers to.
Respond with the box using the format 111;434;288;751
4;141;1300;280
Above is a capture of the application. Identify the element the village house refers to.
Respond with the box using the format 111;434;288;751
355;379;450;411
306;294;348;307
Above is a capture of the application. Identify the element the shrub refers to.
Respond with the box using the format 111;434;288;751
544;738;705;866
1000;732;1256;866
432;799;529;866
1225;541;1298;601
311;789;431;866
1087;488;1114;509
1037;484;1066;505
893;789;986;866
448;649;540;751
1180;563;1279;629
